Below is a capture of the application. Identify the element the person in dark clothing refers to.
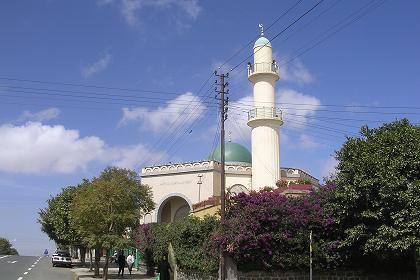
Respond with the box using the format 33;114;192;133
117;252;126;278
157;256;172;280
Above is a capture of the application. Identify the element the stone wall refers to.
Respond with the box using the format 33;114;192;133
177;270;415;280
177;270;218;280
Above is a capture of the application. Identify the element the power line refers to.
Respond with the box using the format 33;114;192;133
230;99;420;111
0;87;219;108
278;0;386;67
139;74;216;167
229;0;326;73
217;0;304;70
0;77;182;96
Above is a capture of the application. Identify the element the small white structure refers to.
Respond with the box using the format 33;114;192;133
140;27;318;224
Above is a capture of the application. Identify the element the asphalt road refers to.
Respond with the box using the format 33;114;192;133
0;255;74;280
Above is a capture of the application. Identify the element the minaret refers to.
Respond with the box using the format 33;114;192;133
247;24;283;189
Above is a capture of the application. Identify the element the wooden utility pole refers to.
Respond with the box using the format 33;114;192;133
215;71;228;280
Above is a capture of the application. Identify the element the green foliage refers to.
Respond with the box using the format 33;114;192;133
71;167;155;250
168;216;219;272
0;237;18;255
330;119;420;271
136;216;219;272
38;185;83;247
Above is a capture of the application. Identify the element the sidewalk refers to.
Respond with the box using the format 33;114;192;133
71;260;155;280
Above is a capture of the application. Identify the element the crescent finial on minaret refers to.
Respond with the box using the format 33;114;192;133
258;23;264;36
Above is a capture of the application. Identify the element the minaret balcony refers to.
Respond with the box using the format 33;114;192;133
247;61;279;81
247;107;283;127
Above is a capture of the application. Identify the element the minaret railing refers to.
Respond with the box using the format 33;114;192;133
248;107;282;121
247;61;279;77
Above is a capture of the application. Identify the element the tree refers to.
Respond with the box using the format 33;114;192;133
71;167;154;280
38;185;87;263
212;190;340;271
0;237;18;255
330;119;420;277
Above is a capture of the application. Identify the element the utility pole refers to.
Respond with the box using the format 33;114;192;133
215;70;228;280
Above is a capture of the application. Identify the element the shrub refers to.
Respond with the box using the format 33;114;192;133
212;189;341;271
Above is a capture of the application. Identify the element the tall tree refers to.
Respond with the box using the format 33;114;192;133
0;237;18;255
38;185;87;262
71;167;154;280
331;119;420;277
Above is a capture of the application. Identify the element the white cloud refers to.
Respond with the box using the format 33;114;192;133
0;122;106;174
225;95;252;144
298;134;320;149
120;92;206;133
107;144;166;170
281;59;314;84
81;52;112;79
279;88;321;129
121;0;142;26
273;53;313;84
320;156;338;179
118;0;201;26
0;122;164;174
18;108;60;122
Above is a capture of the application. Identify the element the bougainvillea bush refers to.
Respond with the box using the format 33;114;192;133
135;223;157;275
212;187;342;271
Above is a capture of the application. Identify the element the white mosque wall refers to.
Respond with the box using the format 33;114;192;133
141;161;220;223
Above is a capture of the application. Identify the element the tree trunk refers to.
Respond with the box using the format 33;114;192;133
89;249;93;271
102;249;110;280
94;247;100;277
415;248;420;280
80;247;86;266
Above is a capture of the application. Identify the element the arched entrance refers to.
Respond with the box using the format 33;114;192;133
228;184;248;196
157;195;192;223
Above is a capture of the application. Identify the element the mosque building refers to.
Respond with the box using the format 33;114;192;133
140;27;319;224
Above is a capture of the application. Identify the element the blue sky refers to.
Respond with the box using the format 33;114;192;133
1;0;419;256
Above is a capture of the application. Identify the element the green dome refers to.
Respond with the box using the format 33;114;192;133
207;142;252;164
254;36;271;48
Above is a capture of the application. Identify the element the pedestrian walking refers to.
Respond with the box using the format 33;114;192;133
126;253;135;275
117;251;126;278
157;255;172;280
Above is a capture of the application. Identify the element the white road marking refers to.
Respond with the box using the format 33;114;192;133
7;260;18;264
31;264;35;267
17;277;23;280
24;272;28;275
28;267;32;270
0;255;9;259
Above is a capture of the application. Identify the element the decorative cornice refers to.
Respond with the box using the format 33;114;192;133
141;160;252;177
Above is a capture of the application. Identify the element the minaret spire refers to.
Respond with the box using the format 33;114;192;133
258;23;264;36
